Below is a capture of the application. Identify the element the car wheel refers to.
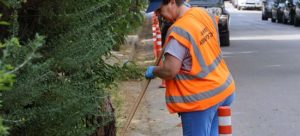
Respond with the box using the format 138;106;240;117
282;15;287;24
277;14;283;23
262;13;268;20
294;16;300;26
238;6;242;10
290;14;294;25
271;17;276;22
220;32;230;47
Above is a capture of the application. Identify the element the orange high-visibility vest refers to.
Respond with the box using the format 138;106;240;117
164;8;235;113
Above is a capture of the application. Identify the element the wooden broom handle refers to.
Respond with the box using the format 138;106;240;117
120;46;165;136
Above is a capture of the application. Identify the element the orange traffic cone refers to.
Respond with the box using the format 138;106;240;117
218;106;232;136
152;14;166;89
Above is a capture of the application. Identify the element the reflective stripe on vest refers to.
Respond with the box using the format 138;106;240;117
208;12;219;36
167;27;209;75
176;53;223;80
166;74;233;103
167;26;224;80
207;12;221;47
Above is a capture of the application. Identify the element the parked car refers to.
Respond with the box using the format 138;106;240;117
262;0;275;20
237;0;263;10
294;0;300;26
282;0;297;24
271;0;286;22
188;0;231;46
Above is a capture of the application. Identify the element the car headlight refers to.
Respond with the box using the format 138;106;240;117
206;7;222;16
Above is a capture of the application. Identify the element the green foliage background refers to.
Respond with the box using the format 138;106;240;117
1;10;45;135
0;0;145;135
0;34;43;136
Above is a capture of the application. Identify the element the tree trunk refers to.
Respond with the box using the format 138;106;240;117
91;96;116;136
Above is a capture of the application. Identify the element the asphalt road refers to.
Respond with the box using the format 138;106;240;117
225;4;300;136
128;3;300;136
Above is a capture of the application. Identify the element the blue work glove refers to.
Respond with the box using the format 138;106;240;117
145;66;156;79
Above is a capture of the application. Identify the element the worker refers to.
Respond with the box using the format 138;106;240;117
144;0;236;136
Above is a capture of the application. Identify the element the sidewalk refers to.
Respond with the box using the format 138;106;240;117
127;79;182;136
121;13;182;136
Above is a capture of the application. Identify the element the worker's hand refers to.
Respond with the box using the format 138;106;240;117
145;66;156;79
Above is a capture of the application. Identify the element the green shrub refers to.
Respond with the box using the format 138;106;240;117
1;0;145;135
118;61;145;81
0;12;15;136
